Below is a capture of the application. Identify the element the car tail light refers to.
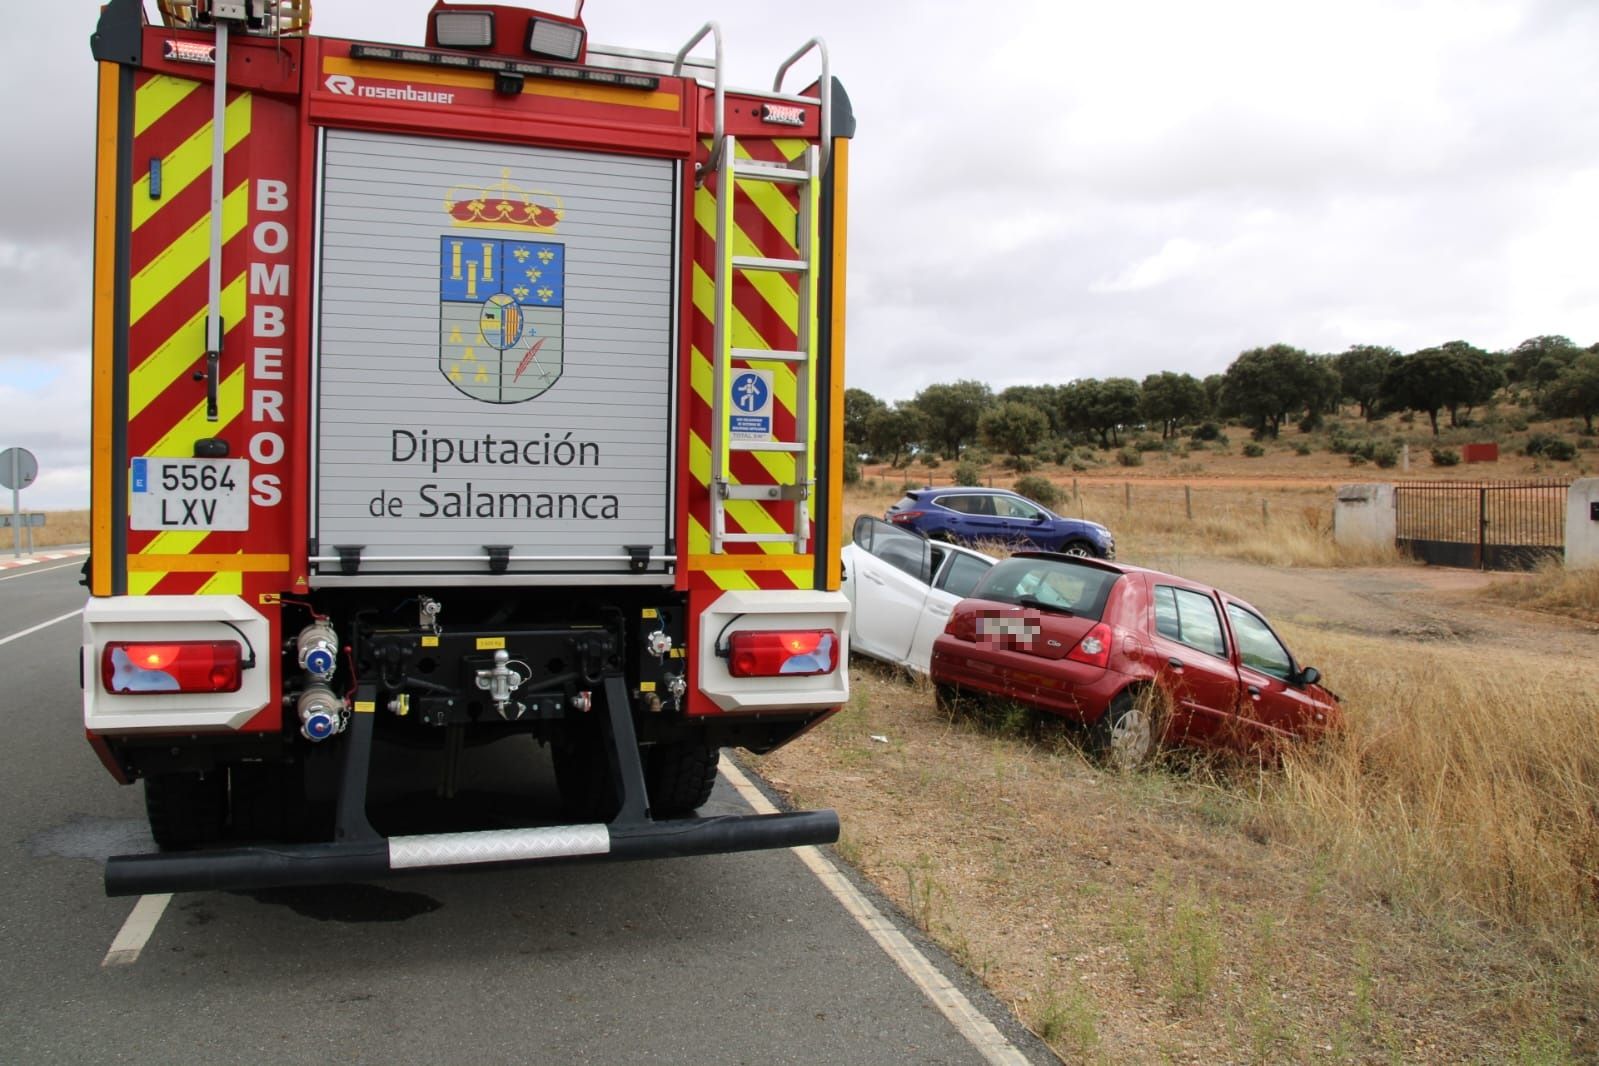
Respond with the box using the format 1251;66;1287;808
945;611;977;641
727;630;838;677
888;511;924;525
1067;623;1113;669
102;641;243;694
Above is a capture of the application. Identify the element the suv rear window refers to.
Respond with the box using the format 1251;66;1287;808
972;558;1119;618
890;494;922;511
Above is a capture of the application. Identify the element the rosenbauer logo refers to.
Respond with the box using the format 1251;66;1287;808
324;73;455;106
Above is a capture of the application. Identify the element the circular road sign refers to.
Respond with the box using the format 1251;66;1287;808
0;447;39;491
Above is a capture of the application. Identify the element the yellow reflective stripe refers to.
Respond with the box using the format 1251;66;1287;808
132;94;252;231
689;554;813;572
690;343;714;407
685;519;757;590
130;181;249;326
197;572;243;595
689;430;713;496
146;366;245;456
128;554;289;573
130;274;246;419
127;530;208;596
134;75;202;137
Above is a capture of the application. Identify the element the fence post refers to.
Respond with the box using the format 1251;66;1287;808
1262;499;1269;527
1124;483;1131;511
1185;485;1192;521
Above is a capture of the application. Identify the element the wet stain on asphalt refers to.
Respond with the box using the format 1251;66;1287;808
239;883;443;923
26;815;152;862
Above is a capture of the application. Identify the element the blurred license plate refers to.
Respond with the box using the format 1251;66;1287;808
129;458;249;531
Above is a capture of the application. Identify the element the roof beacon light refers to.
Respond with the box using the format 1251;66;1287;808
434;10;495;48
528;18;584;61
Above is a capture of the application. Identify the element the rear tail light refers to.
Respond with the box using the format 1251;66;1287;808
945;611;977;641
727;630;838;678
1067;623;1113;669
102;641;243;694
888;511;924;525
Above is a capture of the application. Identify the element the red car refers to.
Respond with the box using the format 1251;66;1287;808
930;553;1340;766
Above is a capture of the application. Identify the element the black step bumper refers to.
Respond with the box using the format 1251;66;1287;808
104;808;839;896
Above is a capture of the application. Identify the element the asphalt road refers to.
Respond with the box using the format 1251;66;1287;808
0;559;1045;1065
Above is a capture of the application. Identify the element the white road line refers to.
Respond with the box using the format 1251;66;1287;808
0;560;84;583
103;893;173;967
720;759;1030;1066
0;609;82;648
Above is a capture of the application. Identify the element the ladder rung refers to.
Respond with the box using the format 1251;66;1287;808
731;440;806;454
720;483;807;501
731;159;810;185
731;347;807;364
720;532;801;545
733;255;808;273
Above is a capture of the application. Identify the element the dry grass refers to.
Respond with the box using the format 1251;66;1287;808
759;646;1597;1062
850;476;1402;569
21;509;89;549
1481;562;1599;623
1264;623;1599;965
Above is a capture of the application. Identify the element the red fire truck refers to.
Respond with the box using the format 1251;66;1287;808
83;0;854;895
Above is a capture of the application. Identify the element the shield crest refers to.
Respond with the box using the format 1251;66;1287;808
439;237;565;403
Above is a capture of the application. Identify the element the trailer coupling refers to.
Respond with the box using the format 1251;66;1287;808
103;672;839;897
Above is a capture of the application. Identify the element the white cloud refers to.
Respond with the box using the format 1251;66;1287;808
2;0;1596;502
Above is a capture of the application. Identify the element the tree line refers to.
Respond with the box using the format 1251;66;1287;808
846;335;1599;464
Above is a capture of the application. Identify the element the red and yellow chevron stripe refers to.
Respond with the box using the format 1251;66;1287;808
685;137;819;593
108;70;292;597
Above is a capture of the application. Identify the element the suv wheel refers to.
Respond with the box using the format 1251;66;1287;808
1061;539;1094;558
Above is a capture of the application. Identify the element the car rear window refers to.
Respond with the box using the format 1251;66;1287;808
972;558;1119;618
890;494;921;511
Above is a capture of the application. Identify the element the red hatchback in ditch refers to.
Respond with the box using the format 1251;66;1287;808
929;553;1340;766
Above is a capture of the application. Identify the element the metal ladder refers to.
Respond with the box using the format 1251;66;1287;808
673;27;830;555
708;137;821;554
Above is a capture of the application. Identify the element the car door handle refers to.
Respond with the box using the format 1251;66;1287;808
1247;684;1261;699
1167;657;1184;672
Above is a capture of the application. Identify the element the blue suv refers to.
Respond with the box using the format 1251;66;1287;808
885;487;1116;558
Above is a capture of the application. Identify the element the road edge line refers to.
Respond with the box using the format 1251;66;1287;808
103;893;172;967
0;609;83;648
720;758;1031;1066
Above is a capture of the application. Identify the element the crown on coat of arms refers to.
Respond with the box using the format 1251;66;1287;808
443;169;563;232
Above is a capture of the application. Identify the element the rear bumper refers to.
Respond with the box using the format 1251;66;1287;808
930;637;1129;722
104;809;840;896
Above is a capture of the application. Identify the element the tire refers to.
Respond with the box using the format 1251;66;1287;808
551;727;617;822
645;740;719;817
144;771;227;851
1087;690;1160;770
227;761;310;843
1061;539;1095;558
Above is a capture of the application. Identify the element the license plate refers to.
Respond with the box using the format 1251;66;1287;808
129;458;250;531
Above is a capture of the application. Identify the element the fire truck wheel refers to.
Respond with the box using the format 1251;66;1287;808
645;740;719;817
144;771;227;850
227;761;310;842
551;731;617;822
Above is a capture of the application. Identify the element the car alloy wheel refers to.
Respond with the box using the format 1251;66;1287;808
1107;704;1152;769
1062;540;1093;558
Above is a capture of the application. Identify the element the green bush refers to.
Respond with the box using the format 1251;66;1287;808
1004;454;1037;473
1293;442;1312;456
953;461;984;485
1348;452;1369;466
1190;422;1223;442
1372;442;1400;468
920;452;941;469
961;447;993;468
1116;448;1143;467
1012;475;1061;509
1525;433;1578;461
1241;442;1265;458
1430;446;1461;467
1134;438;1165;453
843;450;861;484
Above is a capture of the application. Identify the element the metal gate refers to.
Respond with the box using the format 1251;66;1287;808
1394;479;1573;570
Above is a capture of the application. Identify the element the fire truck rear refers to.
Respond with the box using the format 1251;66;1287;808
83;0;854;896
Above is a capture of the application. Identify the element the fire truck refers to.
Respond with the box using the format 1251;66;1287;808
83;0;854;896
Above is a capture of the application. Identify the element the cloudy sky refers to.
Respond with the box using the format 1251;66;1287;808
2;0;1596;509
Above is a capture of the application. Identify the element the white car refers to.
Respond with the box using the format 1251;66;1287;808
841;516;997;673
